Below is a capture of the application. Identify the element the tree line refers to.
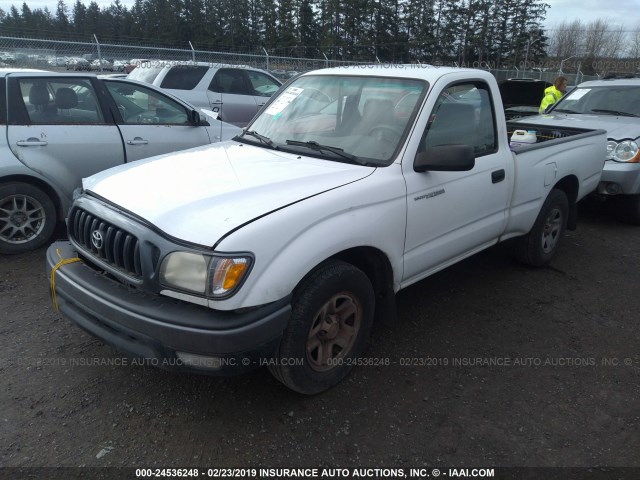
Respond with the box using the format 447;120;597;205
1;0;639;70
1;0;550;64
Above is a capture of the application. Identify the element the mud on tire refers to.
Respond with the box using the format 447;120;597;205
269;260;375;395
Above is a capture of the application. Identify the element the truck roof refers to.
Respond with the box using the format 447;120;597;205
305;64;490;82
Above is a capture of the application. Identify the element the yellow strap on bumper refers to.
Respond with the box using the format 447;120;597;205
50;248;82;312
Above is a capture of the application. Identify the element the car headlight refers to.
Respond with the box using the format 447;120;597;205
159;252;252;298
606;140;640;163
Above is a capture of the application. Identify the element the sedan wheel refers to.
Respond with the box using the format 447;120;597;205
0;183;56;254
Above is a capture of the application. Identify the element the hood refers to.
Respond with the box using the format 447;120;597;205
513;113;640;141
499;79;551;108
83;141;374;247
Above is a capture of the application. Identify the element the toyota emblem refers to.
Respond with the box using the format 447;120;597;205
91;230;104;249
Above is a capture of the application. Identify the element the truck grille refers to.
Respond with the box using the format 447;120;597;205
69;207;142;278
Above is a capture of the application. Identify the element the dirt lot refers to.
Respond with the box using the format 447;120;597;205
1;198;639;477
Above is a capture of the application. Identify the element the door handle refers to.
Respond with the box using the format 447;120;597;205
16;138;48;147
257;103;266;107
211;100;223;105
491;169;505;183
127;137;149;145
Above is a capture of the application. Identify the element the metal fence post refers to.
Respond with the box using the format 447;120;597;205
93;34;102;72
262;47;269;72
188;41;195;62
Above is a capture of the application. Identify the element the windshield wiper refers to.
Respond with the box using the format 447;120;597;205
590;109;639;117
284;140;366;165
235;130;278;149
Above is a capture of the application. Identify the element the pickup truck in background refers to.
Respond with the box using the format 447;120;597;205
0;70;241;254
47;66;606;394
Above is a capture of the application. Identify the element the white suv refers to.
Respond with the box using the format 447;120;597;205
128;61;282;127
517;76;640;223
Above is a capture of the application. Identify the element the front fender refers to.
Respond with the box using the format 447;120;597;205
212;167;407;310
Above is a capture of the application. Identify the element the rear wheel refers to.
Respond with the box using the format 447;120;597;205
0;182;57;254
269;260;375;395
514;189;568;267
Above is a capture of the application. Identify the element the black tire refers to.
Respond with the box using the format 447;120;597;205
514;189;569;267
0;182;57;255
269;260;375;395
613;194;640;225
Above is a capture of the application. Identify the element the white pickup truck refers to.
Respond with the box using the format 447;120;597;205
47;66;606;394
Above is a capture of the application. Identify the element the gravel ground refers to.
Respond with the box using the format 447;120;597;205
1;198;639;479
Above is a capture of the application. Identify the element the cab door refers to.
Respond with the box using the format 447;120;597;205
6;76;124;199
206;68;259;127
103;80;212;161
402;79;510;284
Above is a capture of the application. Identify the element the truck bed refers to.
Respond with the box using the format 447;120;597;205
506;121;606;151
503;121;607;238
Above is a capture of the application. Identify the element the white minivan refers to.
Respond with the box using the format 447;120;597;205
128;61;282;127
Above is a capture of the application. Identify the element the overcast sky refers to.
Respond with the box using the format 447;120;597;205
544;0;638;30
1;0;637;32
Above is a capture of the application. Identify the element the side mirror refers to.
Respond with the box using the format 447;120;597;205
190;109;205;125
414;145;475;172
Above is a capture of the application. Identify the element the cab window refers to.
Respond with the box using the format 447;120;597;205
421;82;496;157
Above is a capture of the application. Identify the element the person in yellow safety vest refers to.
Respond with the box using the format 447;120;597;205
539;76;568;113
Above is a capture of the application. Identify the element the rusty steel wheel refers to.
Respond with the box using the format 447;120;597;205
269;260;375;395
306;292;362;372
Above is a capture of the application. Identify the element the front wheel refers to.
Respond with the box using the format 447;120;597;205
514;189;569;267
0;182;57;254
269;260;375;395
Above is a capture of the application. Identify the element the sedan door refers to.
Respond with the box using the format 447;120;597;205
103;80;212;161
6;76;125;199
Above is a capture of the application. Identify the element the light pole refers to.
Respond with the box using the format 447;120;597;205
560;53;584;74
524;36;541;75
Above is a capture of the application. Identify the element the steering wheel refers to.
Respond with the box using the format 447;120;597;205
367;125;403;143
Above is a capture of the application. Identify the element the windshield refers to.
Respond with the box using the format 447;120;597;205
245;74;427;166
551;85;640;116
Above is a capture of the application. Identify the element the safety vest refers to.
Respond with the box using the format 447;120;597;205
539;85;563;113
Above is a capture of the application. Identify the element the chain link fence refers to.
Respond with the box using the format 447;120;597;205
0;35;365;75
0;35;603;86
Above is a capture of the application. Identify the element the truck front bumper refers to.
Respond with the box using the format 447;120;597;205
47;241;291;375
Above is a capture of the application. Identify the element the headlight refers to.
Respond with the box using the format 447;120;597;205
159;251;252;298
159;252;209;294
606;140;640;163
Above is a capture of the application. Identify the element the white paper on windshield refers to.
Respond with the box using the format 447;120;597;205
568;88;590;100
265;87;304;116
